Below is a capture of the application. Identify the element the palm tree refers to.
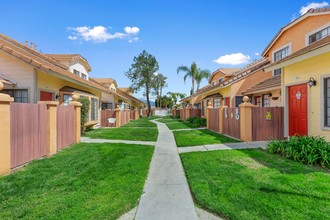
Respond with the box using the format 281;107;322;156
177;62;198;95
167;92;186;106
152;73;167;108
195;69;211;91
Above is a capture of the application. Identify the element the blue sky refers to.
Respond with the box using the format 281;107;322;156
1;0;328;100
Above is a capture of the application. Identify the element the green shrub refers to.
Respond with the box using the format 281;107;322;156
78;97;90;134
268;135;330;167
174;114;180;119
186;116;207;127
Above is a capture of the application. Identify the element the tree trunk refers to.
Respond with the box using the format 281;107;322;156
159;87;162;108
146;84;151;117
191;76;195;95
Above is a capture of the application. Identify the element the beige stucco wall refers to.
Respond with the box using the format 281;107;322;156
0;51;36;102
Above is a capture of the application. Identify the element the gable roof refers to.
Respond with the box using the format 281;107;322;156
0;34;107;92
242;76;281;95
46;54;92;72
262;7;330;56
93;78;118;88
208;68;239;83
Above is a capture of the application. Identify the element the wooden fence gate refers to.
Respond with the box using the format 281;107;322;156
208;109;219;132
222;108;240;139
10;103;48;168
57;105;75;150
190;109;201;118
252;107;284;141
100;110;116;127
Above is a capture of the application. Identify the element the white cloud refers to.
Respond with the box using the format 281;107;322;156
213;53;250;65
254;52;260;56
128;37;139;43
68;36;77;40
124;26;140;35
67;25;140;43
299;2;329;15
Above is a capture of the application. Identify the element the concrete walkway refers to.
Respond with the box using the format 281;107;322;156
81;137;156;146
135;120;198;220
178;141;267;154
171;127;207;132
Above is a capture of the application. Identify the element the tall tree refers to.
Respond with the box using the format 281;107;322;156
152;73;167;108
125;50;159;117
195;68;211;91
167;92;186;106
177;62;198;95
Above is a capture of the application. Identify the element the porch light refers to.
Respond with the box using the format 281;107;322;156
55;94;61;100
308;77;316;87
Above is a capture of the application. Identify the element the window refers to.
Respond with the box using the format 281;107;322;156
202;100;206;116
274;68;282;76
309;26;330;44
81;73;87;80
219;78;224;83
324;77;330;127
235;96;244;107
262;94;270;107
274;46;289;62
63;94;72;106
254;96;262;107
1;89;28;103
102;102;113;110
91;98;99;121
211;81;216;86
214;98;220;109
73;69;80;76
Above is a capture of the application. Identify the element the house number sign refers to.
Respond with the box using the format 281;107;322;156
296;92;302;100
235;108;239;120
266;112;272;120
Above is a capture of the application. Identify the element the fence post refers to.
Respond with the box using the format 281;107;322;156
38;101;59;156
0;82;14;175
115;105;121;127
134;107;139;120
126;106;130;123
206;101;213;129
239;96;254;142
219;106;225;133
69;95;82;144
186;105;191;120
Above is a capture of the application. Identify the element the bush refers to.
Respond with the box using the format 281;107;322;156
174;115;180;119
268;135;330;167
78;97;90;134
186;116;207;127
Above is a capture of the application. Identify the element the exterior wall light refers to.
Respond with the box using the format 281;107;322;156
308;77;316;87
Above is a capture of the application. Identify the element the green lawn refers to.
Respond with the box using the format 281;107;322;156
173;129;239;147
123;119;157;128
0;143;154;220
157;118;181;124
85;127;158;141
166;122;200;130
181;149;330;220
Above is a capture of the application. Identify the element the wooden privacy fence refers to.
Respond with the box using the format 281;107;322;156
178;108;202;121
208;108;219;132
252;107;284;141
0;91;81;175
57;105;75;150
172;109;180;117
10;103;48;169
222;108;241;139
206;97;284;142
100;107;139;128
190;109;201;118
100;110;116;127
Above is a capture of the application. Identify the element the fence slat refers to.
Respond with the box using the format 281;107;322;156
10;103;48;168
252;107;284;141
222;108;240;139
209;109;219;132
57;105;75;150
100;110;116;127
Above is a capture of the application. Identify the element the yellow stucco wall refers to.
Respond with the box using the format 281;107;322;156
37;70;102;124
283;51;330;140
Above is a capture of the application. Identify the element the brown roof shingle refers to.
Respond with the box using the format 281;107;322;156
0;34;107;92
242;76;281;95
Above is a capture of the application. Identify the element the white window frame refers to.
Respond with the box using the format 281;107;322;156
211;80;216;86
219;77;224;83
273;68;282;76
305;22;330;46
272;42;292;62
321;74;330;130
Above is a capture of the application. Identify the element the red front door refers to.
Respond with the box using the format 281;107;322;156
40;91;53;101
225;97;230;107
289;84;308;136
